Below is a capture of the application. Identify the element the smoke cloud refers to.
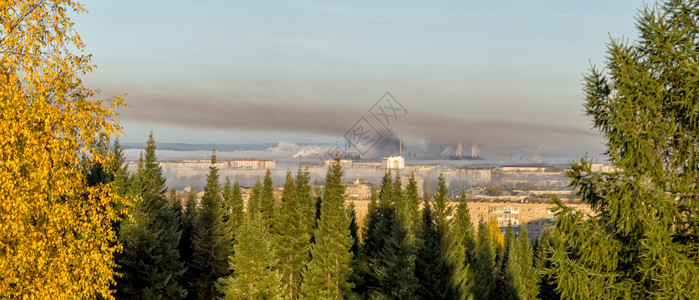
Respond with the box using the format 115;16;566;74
120;96;603;155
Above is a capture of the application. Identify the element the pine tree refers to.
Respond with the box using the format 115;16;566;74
116;133;187;299
544;1;699;298
218;213;283;299
472;219;496;300
300;157;355;299
504;227;538;300
275;170;312;299
190;152;234;299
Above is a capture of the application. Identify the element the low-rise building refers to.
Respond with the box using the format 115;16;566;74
228;158;276;169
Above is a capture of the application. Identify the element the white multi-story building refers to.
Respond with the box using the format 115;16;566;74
382;156;404;170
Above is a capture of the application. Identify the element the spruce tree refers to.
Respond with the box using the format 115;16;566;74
449;189;476;299
404;172;422;237
275;170;312;299
368;206;418;299
295;166;317;237
453;189;476;263
504;227;538;300
352;186;379;296
105;139;131;233
190;152;234;299
496;226;516;300
348;204;361;259
260;169;276;225
544;1;699;298
300;157;355;299
355;173;392;295
169;187;183;223
472;219;496;300
432;173;467;299
221;176;243;232
180;190;198;299
535;230;561;300
246;178;262;218
415;195;447;299
229;179;245;232
116;133;187;299
217;213;283;299
107;139;130;208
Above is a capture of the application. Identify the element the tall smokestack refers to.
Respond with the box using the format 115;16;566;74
399;140;402;156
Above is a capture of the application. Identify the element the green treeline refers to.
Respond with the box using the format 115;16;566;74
98;136;550;299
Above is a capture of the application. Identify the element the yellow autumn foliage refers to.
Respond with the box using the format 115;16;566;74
1;1;123;298
488;218;504;249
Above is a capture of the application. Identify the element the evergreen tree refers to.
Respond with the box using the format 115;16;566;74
260;169;276;225
453;189;476;263
221;177;243;232
404;172;422;237
352;186;379;296
246;178;262;219
392;172;407;223
300;157;355;299
190;152;234;299
295;166;317;235
218;213;283;299
355;173;392;296
116;133;187;299
368;207;418;299
449;189;476;298
544;1;699;298
472;219;496;300
496;226;516;300
229;179;245;232
488;219;505;299
535;230;561;300
432;173;467;299
180;190;198;299
169;187;183;222
348;204;361;259
415;195;448;299
378;171;394;206
275;170;312;299
107;138;130;199
504;227;538;300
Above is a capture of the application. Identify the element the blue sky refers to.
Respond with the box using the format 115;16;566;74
74;0;643;158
